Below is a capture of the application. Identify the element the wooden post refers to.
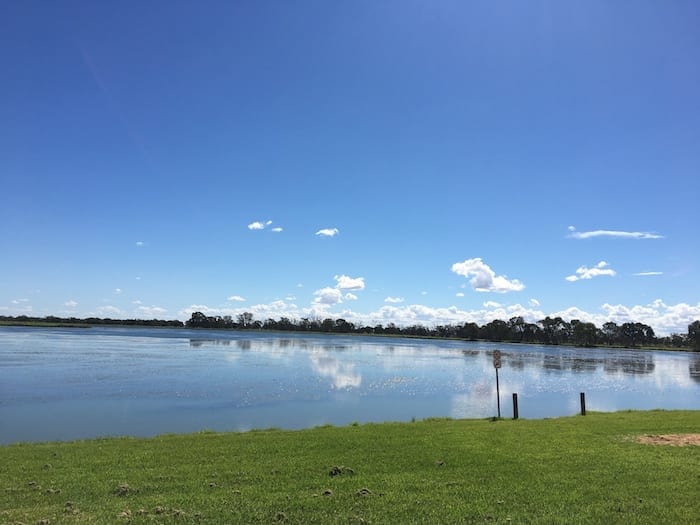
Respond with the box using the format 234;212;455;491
512;393;519;420
580;392;586;416
495;368;501;418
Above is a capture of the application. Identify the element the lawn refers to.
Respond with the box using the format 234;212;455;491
1;411;698;524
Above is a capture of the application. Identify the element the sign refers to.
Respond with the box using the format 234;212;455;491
493;350;502;369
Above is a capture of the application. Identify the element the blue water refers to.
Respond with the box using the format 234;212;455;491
1;326;698;443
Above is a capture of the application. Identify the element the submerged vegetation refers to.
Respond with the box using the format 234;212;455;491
2;314;699;350
1;411;698;523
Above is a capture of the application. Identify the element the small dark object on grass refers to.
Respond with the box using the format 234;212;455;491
323;489;333;496
329;465;355;476
115;483;136;497
356;487;372;497
436;460;446;466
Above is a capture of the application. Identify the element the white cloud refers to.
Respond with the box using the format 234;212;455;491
345;293;358;301
136;305;167;317
313;287;343;305
316;228;339;237
135;241;145;247
567;227;663;240
483;301;501;308
12;298;29;304
451;258;525;293
529;298;541;307
384;297;404;304
114;288;122;294
228;295;245;302
633;271;663;277
334;274;365;291
456;292;465;297
248;220;282;232
96;305;123;316
285;296;297;301
132;300;142;305
421;291;428;295
566;261;616;282
64;300;78;308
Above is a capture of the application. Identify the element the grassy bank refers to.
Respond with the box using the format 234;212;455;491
1;411;698;524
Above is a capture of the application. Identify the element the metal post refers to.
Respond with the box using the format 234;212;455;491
512;392;519;420
580;392;586;416
495;368;501;418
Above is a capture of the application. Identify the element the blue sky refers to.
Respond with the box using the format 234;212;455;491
2;1;699;334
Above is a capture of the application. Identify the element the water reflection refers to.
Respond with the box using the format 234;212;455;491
189;338;231;348
309;353;361;389
690;355;700;383
1;326;698;444
493;349;657;376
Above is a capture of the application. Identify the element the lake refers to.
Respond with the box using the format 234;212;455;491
1;326;698;444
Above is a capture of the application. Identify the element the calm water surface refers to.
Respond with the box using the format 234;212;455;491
1;326;698;443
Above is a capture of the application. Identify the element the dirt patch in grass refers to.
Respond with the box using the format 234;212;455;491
635;434;700;446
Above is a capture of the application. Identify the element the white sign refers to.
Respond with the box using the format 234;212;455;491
493;350;502;369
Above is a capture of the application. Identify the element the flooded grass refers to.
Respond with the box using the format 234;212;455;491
1;410;698;523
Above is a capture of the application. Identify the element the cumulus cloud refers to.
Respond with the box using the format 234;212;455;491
567;226;663;240
64;300;78;308
136;305;167;317
483;301;501;308
456;292;465;297
451;258;525;293
384;297;404;304
529;298;541;307
633;271;663;277
566;261;616;282
114;288;122;294
313;287;343;305
96;305;123;316
316;228;339;237
345;293;358;301
228;295;245;302
248;220;282;232
334;274;365;290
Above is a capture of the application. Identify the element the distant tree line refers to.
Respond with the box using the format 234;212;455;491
2;313;698;351
0;315;184;328
185;312;700;351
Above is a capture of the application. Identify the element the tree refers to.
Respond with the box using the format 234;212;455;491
571;320;598;347
688;320;700;351
237;312;254;328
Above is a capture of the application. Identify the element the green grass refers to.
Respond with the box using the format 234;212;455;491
1;411;698;524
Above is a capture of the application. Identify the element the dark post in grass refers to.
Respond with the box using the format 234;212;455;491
580;392;586;416
512;392;519;420
493;350;502;418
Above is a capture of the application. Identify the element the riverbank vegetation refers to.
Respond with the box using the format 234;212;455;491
1;411;698;523
2;314;699;351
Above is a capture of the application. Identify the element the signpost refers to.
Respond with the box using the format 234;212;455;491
493;350;502;418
